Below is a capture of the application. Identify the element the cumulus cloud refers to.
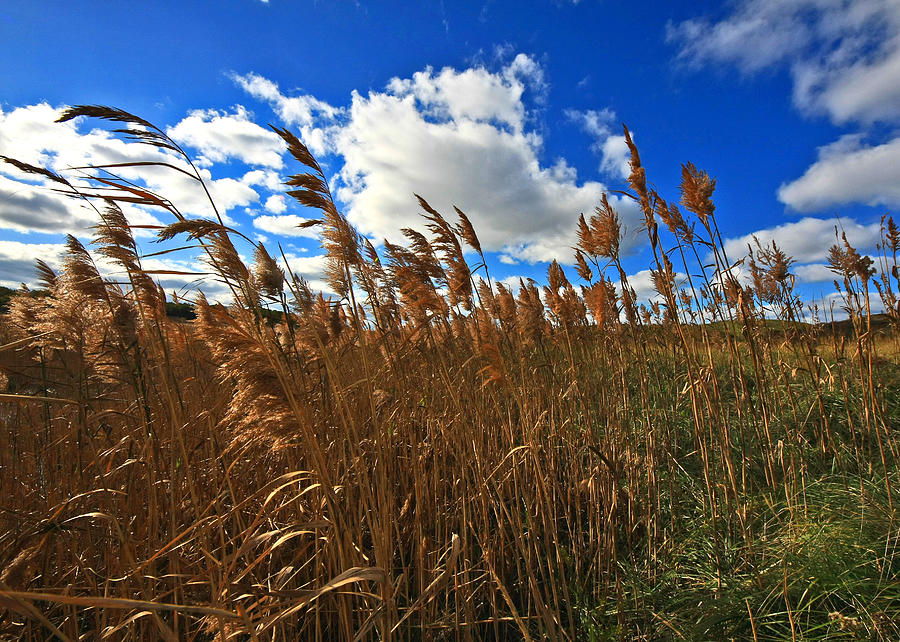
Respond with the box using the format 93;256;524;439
0;240;67;288
721;216;881;264
0;102;75;169
282;252;326;277
670;2;900;217
0;103;262;230
252;214;320;239
0;239;171;290
132;255;233;301
334;84;638;262
778;134;900;211
668;0;900;125
230;72;341;127
0;102;305;300
241;168;284;191
490;275;526;295
0;171;162;238
264;194;287;214
233;57;638;264
792;263;836;283
597;135;630;180
0;236;231;301
623;268;689;304
0;174;95;234
4;54;637;294
0;238;234;307
167;106;286;168
386;53;545;133
281;252;330;293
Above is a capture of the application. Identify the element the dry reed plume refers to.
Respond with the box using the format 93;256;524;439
1;106;900;640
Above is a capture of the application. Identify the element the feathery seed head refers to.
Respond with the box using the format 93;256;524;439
252;243;285;299
680;162;716;225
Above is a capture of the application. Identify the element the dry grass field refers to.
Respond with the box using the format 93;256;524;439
2;106;899;640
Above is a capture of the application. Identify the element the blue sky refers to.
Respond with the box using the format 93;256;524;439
2;0;899;309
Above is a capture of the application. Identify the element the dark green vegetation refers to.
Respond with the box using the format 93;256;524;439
0;287;48;315
0;286;13;313
1;106;899;640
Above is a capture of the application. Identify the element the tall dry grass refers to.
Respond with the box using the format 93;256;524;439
1;107;899;640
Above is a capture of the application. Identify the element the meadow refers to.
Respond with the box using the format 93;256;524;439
1;106;899;640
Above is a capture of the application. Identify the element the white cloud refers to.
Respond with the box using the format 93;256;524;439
3;54;641;291
493;275;525;294
0;240;67;288
721;216;881;264
0;103;263;230
264;194;286;214
670;3;900;216
565;109;630;180
565;107;614;135
793;263;835;283
241;168;283;191
0;241;221;301
623;268;689;304
167;106;285;168
778;134;900;211
0;174;95;234
241;56;638;265
0;103;311;300
233;58;639;265
230;72;341;127
386;54;545;133
0;102;76;169
186;173;260;223
282;253;326;277
668;1;810;73
253;214;320;238
598;135;629;180
668;0;900;124
134;255;232;301
280;252;330;294
333;86;638;262
229;72;341;156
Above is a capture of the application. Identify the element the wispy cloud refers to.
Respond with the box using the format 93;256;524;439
565;108;630;180
667;0;900;125
228;72;342;156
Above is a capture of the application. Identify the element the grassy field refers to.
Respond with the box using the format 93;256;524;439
1;106;899;640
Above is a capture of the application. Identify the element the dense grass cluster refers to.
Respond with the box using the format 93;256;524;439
1;106;900;640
